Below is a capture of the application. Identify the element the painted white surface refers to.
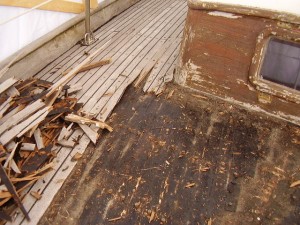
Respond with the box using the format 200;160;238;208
199;0;300;16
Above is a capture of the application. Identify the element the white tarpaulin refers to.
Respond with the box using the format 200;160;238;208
0;6;76;62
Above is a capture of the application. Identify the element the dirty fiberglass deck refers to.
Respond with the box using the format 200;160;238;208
9;0;187;224
39;85;300;225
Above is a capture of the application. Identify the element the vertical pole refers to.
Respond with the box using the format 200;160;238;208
82;0;96;45
85;0;91;34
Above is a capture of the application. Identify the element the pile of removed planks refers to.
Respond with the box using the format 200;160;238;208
0;76;112;222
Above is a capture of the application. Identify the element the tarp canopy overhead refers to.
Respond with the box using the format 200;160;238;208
0;0;104;63
0;6;76;62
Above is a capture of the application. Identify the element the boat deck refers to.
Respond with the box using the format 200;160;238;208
10;0;187;223
8;0;300;224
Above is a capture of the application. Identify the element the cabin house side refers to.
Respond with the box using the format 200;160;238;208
175;0;300;124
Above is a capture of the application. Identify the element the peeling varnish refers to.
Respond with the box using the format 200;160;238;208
185;84;300;126
190;1;300;25
225;96;300;125
220;85;230;90
189;28;196;42
236;79;255;91
208;11;242;19
190;75;231;91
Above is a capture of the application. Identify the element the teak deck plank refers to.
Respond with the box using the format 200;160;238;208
35;0;153;80
65;0;173;98
0;78;18;95
72;0;179;112
81;1;186;114
38;0;161;82
143;40;181;93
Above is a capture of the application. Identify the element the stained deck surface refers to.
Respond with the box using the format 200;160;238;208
39;84;300;225
9;0;188;224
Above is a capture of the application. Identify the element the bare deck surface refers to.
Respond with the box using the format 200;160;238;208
9;0;187;224
39;84;300;225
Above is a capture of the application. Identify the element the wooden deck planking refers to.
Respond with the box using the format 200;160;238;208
156;55;180;94
10;0;187;224
71;0;185;110
93;10;187;121
35;0;155;80
38;0;165;82
81;1;186;115
40;0;170;99
143;39;181;92
145;44;181;94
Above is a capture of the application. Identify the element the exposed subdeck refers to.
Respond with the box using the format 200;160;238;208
39;84;300;224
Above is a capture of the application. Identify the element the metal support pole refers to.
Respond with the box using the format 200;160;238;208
81;0;96;46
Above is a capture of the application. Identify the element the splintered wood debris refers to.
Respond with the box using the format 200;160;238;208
290;180;300;188
0;76;113;222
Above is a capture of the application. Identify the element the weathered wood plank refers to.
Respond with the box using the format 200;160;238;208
3;142;18;168
0;97;14;118
38;0;162;83
57;139;75;148
48;0;171;93
78;124;98;144
65;114;113;132
0;105;25;126
67;84;82;95
20;143;36;151
33;128;44;150
134;39;173;87
57;127;68;142
145;41;181;93
143;39;181;92
0;100;45;134
0;78;18;95
46;41;110;98
0;107;50;145
35;0;153;80
11;159;21;174
81;1;185;113
0;100;45;135
6;86;20;97
77;58;111;73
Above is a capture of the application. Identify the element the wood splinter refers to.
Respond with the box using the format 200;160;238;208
65;114;113;132
108;216;122;222
77;58;111;73
30;191;42;200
